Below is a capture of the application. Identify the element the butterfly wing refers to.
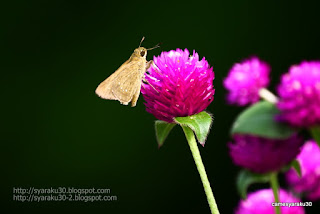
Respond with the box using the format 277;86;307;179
95;59;131;100
111;60;143;105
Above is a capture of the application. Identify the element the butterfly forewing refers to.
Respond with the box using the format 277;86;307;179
111;62;142;105
96;58;146;106
95;59;131;100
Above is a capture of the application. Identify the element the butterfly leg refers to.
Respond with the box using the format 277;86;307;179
143;60;159;94
146;60;162;76
142;76;159;93
146;60;153;70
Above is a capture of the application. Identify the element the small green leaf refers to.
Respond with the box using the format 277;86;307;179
155;120;176;148
280;162;292;173
237;170;271;199
291;159;302;177
231;101;296;139
174;111;213;146
310;126;320;147
281;159;302;177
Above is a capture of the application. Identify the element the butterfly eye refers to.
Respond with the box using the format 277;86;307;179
140;50;146;57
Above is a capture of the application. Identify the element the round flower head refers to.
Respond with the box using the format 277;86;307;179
228;134;303;173
224;57;270;106
286;140;320;201
277;61;320;127
141;49;214;123
235;189;305;214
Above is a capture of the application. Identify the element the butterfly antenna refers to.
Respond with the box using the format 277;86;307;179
147;42;161;51
139;37;145;47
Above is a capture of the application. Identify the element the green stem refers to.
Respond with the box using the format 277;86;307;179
309;126;320;147
182;126;220;214
270;172;281;214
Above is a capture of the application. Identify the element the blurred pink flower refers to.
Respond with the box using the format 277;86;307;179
236;189;305;214
224;57;270;106
286;140;320;201
277;61;320;127
228;134;303;173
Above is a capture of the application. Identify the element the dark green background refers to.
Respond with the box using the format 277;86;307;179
2;0;320;213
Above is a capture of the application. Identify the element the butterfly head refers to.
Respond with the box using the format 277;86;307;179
134;47;148;59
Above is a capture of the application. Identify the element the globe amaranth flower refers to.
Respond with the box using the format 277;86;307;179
228;134;303;173
277;61;320;127
223;57;270;106
235;189;305;214
286;140;320;201
141;49;214;123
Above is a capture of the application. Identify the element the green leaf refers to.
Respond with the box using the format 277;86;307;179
174;111;213;146
310;126;320;147
281;159;302;178
237;170;271;199
231;101;296;139
291;159;302;177
280;162;292;173
155;120;176;148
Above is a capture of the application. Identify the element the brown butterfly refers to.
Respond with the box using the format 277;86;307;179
95;37;159;107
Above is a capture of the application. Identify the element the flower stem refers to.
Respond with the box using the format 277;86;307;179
258;88;278;104
270;172;281;214
182;126;220;214
309;126;320;147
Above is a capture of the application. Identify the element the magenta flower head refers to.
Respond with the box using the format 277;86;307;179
223;57;270;106
286;140;320;201
277;61;320;127
228;134;303;173
236;189;305;214
141;49;214;123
